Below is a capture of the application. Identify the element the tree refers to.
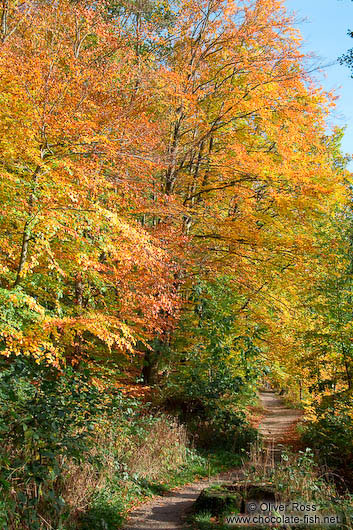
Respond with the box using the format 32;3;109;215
0;0;348;388
0;0;179;363
147;0;347;385
339;0;353;74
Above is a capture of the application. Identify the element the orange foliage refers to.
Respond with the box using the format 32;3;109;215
0;0;348;375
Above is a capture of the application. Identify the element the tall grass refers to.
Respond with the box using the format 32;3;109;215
242;444;353;529
189;443;353;529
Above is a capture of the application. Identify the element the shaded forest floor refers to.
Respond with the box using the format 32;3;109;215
122;391;302;529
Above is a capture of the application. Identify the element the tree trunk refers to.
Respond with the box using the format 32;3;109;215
1;0;8;41
13;165;40;287
14;222;31;286
142;349;157;385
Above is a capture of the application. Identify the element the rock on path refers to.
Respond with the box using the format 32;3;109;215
122;469;240;530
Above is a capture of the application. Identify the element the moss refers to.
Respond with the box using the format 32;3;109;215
194;486;242;516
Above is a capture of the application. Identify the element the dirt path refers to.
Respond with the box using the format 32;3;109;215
258;390;302;446
122;473;237;530
122;391;301;530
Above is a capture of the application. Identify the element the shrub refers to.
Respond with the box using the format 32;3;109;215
301;395;353;487
0;355;124;528
184;396;258;451
159;278;263;452
0;355;199;529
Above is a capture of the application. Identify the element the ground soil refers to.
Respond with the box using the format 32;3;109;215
122;391;302;530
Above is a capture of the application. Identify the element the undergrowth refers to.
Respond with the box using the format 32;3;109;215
0;356;249;529
188;444;353;529
300;394;353;489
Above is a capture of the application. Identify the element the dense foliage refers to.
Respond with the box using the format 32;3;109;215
0;0;347;369
301;396;353;488
1;356;231;529
0;356;129;527
1;0;353;526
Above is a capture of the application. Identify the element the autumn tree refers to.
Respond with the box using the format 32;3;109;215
0;0;348;392
0;0;180;364
146;0;348;385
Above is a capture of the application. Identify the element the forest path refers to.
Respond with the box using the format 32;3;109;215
258;390;302;446
122;391;301;530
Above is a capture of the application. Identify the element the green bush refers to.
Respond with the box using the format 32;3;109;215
0;355;217;529
184;396;257;451
301;396;353;486
160;278;262;451
0;355;139;528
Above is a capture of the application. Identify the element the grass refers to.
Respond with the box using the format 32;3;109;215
78;441;243;529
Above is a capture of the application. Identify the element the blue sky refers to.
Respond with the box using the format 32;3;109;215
284;0;353;161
